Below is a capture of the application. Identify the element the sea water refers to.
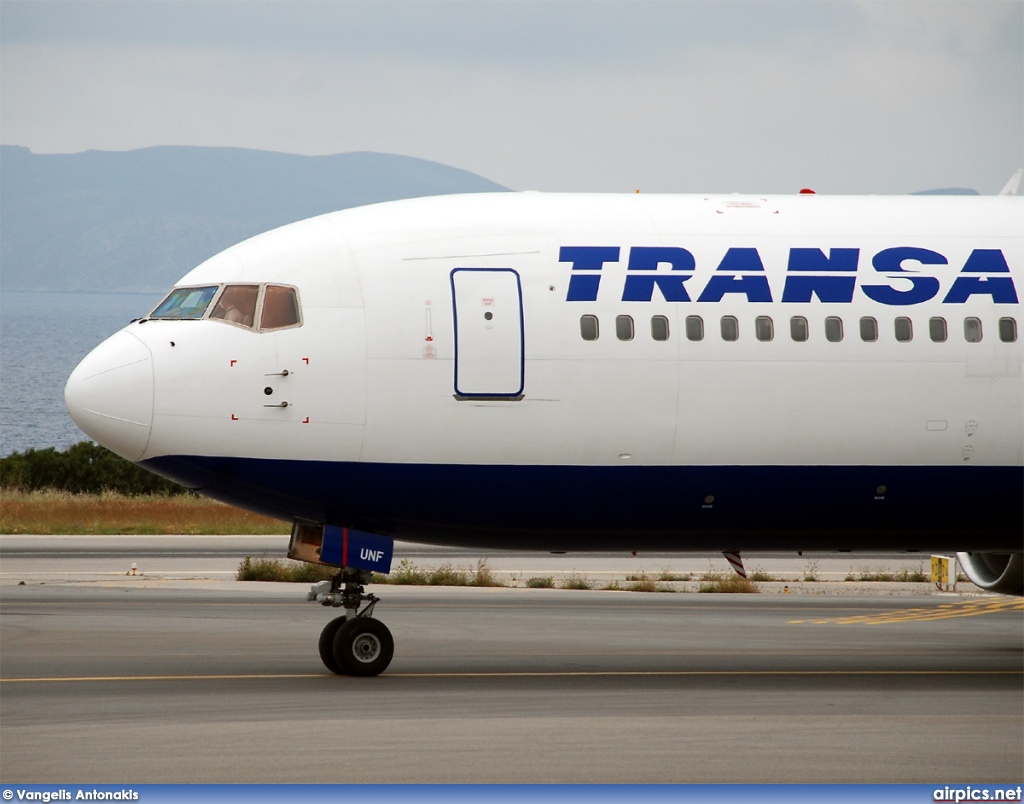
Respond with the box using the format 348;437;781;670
0;290;163;456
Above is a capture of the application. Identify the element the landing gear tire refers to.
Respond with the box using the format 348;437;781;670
333;618;394;677
308;567;391;676
318;616;347;675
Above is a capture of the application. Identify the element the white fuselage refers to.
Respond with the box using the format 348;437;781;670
65;192;1023;554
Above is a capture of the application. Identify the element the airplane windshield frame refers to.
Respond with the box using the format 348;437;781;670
149;286;220;320
147;283;303;332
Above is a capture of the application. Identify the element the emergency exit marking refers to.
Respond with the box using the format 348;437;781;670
230;359;238;367
302;358;309;364
231;414;239;421
303;417;310;424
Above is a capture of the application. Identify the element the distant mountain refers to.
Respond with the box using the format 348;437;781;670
910;187;980;195
0;145;508;293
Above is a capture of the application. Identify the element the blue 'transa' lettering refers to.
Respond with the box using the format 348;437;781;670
622;246;696;301
861;247;945;306
561;245;1019;305
561;246;620;302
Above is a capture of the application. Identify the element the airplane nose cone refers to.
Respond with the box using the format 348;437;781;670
65;330;154;461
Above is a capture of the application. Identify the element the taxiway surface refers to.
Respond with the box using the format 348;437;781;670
1;537;1021;783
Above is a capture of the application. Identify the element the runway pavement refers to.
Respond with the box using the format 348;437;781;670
0;536;1021;783
0;534;967;588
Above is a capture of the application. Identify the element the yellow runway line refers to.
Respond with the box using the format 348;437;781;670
789;597;1024;625
3;669;1021;684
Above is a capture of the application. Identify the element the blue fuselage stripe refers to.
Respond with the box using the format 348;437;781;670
142;456;1022;552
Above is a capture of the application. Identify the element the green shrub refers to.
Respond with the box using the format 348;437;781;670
471;559;504;587
237;556;336;582
626;573;659;593
373;559;501;587
526;576;555;588
428;562;470;586
388;558;428;585
849;567;929;583
698;575;760;593
1;441;187;496
560;573;592;590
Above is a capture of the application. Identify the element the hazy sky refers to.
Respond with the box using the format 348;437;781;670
2;1;1021;194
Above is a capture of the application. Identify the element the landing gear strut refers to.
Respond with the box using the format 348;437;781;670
308;567;394;676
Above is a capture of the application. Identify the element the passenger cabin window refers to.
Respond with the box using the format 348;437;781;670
571;312;1017;349
210;284;259;328
150;286;218;320
260;285;301;330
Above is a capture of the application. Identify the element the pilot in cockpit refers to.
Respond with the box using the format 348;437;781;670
210;284;259;328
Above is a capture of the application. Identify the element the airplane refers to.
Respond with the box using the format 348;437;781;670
64;187;1023;677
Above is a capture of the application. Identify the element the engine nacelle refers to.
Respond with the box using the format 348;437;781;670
956;552;1024;596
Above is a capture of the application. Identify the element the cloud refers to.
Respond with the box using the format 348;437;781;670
1;1;858;63
1;1;1020;194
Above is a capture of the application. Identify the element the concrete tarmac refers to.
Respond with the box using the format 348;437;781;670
0;537;1021;783
0;534;965;587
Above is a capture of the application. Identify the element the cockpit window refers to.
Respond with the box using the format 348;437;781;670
210;284;259;328
148;282;302;331
150;286;219;319
260;285;301;330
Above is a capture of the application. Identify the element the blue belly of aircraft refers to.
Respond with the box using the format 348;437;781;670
142;456;1023;553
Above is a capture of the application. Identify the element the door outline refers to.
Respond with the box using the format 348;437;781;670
450;267;525;399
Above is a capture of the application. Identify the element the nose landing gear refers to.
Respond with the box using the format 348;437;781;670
309;567;394;676
292;522;396;676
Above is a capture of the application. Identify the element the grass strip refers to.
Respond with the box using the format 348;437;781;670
0;490;288;535
237;556;505;586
